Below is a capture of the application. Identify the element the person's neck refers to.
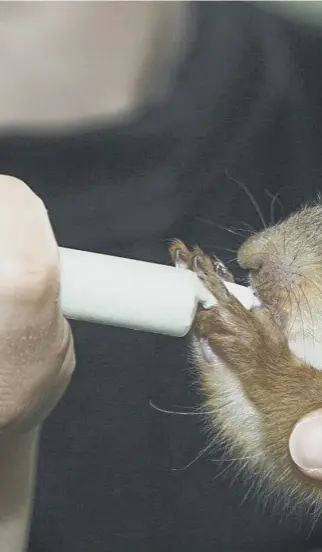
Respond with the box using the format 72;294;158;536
0;2;190;131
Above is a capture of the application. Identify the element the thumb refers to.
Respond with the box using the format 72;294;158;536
289;409;322;479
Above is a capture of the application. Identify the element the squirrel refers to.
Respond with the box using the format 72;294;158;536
169;203;322;512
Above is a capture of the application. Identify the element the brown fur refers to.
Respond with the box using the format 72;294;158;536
169;208;322;511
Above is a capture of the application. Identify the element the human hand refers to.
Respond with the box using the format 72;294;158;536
0;175;75;439
290;411;322;480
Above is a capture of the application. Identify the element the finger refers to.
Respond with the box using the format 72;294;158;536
189;249;230;302
289;409;322;480
0;175;75;433
0;175;60;325
169;239;191;268
212;255;235;282
7;318;76;434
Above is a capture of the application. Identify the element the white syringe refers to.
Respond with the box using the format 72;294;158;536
59;248;260;337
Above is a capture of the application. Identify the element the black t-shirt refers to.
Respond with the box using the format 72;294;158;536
0;3;321;551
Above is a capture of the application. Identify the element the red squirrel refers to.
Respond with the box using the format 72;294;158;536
170;204;322;511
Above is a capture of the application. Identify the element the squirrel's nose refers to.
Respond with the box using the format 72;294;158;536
238;236;265;273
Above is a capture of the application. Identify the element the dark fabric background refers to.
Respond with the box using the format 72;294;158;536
0;2;321;550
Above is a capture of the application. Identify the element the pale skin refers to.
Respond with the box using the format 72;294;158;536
0;175;75;552
0;3;320;550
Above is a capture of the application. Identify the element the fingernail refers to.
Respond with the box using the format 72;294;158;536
289;411;322;479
